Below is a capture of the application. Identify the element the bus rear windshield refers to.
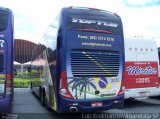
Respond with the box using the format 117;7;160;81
0;10;9;31
67;9;122;35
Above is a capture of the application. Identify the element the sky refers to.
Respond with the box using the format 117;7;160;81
0;0;160;46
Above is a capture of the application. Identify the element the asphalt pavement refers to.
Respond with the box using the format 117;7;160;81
9;88;160;119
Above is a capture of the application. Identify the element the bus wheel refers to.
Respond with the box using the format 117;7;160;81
30;82;32;89
45;96;52;111
40;88;46;106
119;99;124;109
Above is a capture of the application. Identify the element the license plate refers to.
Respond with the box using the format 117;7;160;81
91;102;103;107
139;92;147;97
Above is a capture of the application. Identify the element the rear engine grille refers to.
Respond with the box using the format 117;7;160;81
70;50;120;77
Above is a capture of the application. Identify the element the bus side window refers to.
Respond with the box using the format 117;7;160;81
0;54;3;72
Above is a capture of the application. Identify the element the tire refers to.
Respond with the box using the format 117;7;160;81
44;96;52;111
41;88;46;106
119;99;124;109
30;82;32;89
39;88;44;106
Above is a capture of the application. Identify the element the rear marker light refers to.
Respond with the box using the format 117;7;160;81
60;88;67;96
122;86;125;91
114;13;119;17
6;75;12;94
59;72;73;99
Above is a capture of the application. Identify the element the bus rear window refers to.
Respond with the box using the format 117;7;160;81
0;10;9;31
67;9;122;35
0;54;4;72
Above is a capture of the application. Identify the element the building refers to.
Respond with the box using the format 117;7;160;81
14;39;37;72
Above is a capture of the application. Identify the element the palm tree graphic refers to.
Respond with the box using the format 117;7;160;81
68;77;97;99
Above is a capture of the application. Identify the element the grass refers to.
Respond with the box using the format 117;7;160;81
14;78;30;88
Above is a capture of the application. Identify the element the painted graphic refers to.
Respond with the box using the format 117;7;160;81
72;18;119;28
99;78;108;89
67;77;120;99
124;61;159;89
0;74;5;94
0;84;4;93
0;40;4;48
0;34;4;38
0;74;5;80
68;77;97;99
127;66;157;75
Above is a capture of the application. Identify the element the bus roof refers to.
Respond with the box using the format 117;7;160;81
61;6;123;35
63;6;121;20
0;7;12;12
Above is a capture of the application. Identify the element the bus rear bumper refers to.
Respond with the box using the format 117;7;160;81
58;94;124;113
0;94;12;113
125;87;160;99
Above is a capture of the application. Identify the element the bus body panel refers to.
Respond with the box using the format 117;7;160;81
0;94;12;112
0;7;14;113
65;31;123;100
124;38;160;99
125;87;160;99
58;94;123;113
0;40;7;97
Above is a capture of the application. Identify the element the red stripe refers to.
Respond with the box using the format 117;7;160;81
6;74;13;80
76;29;113;34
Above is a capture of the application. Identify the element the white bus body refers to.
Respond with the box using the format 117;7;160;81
124;37;160;99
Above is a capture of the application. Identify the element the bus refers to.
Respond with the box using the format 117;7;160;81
123;37;160;99
158;47;160;78
30;6;125;113
0;7;14;112
158;47;160;64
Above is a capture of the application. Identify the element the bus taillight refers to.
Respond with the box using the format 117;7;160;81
118;85;125;96
60;72;73;98
6;75;12;94
88;7;100;11
114;13;119;17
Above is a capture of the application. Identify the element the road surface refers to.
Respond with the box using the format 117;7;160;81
9;88;160;119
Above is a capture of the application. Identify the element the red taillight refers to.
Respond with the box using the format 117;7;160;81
114;13;119;17
6;75;12;94
76;29;113;34
118;80;125;95
118;86;124;95
89;7;100;11
68;6;72;9
59;72;73;98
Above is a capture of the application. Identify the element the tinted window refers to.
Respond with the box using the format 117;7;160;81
0;10;9;31
31;44;46;61
0;54;3;72
67;9;122;35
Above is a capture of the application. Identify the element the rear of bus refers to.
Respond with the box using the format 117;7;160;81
0;7;14;112
124;38;160;99
58;7;125;113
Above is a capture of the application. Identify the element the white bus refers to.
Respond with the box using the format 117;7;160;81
123;37;160;99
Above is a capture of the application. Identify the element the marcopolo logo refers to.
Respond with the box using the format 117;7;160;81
126;66;157;75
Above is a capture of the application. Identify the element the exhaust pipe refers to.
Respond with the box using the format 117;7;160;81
70;107;78;112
